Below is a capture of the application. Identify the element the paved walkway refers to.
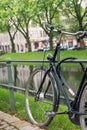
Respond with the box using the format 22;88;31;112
0;111;44;130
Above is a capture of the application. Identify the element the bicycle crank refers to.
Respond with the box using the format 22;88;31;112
45;110;87;117
45;111;68;117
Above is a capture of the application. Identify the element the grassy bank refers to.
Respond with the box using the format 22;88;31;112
0;50;87;60
0;50;87;68
0;88;80;130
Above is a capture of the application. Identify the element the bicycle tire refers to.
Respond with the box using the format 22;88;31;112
25;66;59;128
79;82;87;130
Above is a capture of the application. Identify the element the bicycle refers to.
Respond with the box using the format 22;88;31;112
25;24;87;130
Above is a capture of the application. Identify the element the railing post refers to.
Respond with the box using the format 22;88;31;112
6;58;15;110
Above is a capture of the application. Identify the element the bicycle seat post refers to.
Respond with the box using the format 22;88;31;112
56;32;62;64
57;44;60;63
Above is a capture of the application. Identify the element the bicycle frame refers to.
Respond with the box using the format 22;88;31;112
34;27;87;121
49;43;75;110
36;42;87;115
49;43;87;113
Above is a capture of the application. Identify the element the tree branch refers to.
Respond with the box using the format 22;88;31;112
51;0;64;19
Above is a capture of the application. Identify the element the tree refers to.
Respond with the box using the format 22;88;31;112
63;0;87;48
0;0;17;52
10;0;37;52
33;0;64;50
0;0;37;52
7;21;17;52
64;0;87;31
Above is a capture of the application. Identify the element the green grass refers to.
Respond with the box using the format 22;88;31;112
0;50;87;60
0;88;27;120
0;50;87;67
0;88;80;130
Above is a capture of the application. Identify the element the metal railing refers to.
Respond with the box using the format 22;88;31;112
0;58;87;110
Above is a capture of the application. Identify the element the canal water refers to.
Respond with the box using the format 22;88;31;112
0;63;84;94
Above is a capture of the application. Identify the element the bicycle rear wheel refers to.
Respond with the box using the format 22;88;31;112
79;82;87;130
25;66;59;128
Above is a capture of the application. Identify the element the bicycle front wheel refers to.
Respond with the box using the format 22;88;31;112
79;82;87;130
25;67;59;128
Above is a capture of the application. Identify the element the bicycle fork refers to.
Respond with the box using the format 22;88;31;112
35;68;51;101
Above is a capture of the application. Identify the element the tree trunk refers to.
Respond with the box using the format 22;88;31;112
7;25;16;52
26;37;32;52
11;43;15;52
9;36;15;52
80;39;85;49
78;21;85;49
49;32;54;50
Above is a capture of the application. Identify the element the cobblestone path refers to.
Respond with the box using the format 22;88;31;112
0;111;44;130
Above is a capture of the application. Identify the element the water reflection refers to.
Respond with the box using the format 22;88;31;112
0;64;83;92
62;67;83;92
0;64;34;88
0;64;8;83
13;65;35;88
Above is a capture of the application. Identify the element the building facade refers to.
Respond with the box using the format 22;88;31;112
0;25;87;53
0;26;49;53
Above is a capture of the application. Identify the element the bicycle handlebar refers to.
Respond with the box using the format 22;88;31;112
46;24;87;39
79;31;87;39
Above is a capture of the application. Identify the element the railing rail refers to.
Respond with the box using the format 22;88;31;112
0;58;87;63
0;58;87;110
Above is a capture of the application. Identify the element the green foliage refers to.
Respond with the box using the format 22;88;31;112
63;0;87;31
0;20;7;32
69;19;79;32
0;0;9;32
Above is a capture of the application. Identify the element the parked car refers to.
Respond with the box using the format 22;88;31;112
36;46;50;51
68;45;80;50
85;46;87;49
43;46;50;51
37;47;44;51
60;46;68;50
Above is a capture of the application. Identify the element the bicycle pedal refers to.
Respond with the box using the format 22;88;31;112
45;111;55;117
